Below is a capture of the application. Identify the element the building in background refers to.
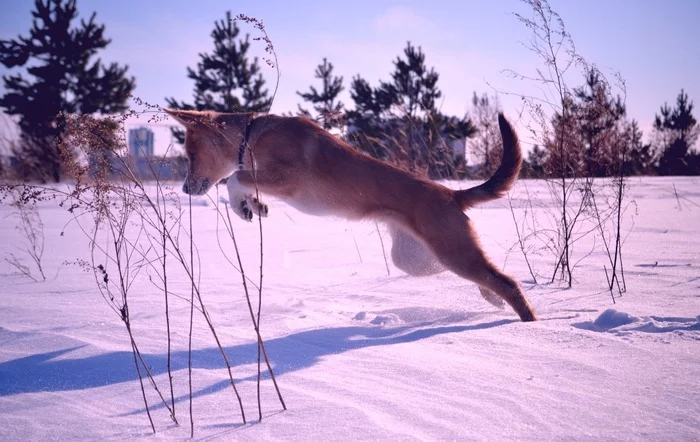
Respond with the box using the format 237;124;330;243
87;125;186;182
128;127;154;157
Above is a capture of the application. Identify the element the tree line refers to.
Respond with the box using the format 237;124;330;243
1;0;697;182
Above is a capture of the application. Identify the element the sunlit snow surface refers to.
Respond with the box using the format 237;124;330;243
1;176;698;440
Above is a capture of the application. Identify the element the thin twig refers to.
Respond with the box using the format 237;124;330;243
507;193;538;283
375;223;391;276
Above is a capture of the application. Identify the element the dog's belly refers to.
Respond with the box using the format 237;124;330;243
284;189;362;219
284;193;346;217
389;224;445;276
284;194;444;276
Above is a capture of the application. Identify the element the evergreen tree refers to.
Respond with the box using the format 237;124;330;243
572;69;626;177
467;92;502;178
653;90;698;175
544;95;582;178
297;58;344;130
165;11;271;143
380;42;441;118
543;70;625;178
525;145;548;178
623;120;654;175
345;75;389;159
379;42;441;158
0;0;135;182
346;42;474;178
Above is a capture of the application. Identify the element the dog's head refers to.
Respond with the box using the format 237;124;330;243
164;109;253;195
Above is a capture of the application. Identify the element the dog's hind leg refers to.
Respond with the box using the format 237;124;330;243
451;254;535;321
478;285;506;308
477;265;535;321
423;220;537;321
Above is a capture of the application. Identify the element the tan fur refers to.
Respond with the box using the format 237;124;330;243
165;109;537;321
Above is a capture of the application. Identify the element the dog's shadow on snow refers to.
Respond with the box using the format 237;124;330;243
0;315;514;398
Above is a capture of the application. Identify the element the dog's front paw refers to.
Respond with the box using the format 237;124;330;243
229;194;268;221
240;200;254;221
250;196;269;217
230;199;254;221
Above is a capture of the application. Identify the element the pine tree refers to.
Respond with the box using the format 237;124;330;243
346;42;474;178
543;70;626;178
345;75;388;159
623;120;654;175
525;145;548;178
165;11;271;143
572;69;626;177
379;42;441;157
467;92;503;178
0;0;135;182
380;43;441;115
653;90;698;175
544;95;582;178
297;58;344;130
349;76;382;118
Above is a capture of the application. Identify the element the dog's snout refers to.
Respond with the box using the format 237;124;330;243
182;176;211;195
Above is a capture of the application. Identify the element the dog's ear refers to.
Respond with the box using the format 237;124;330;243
163;108;209;127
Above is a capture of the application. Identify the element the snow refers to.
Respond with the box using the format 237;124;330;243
1;176;699;440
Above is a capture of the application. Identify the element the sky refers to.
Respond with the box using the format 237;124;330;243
1;0;699;154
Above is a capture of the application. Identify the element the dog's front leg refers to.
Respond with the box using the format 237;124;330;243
226;172;269;221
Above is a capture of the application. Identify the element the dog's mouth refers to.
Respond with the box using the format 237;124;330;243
182;176;212;195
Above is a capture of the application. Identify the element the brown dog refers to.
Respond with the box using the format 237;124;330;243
165;109;537;321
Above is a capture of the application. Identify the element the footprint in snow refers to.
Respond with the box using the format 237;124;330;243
574;309;700;337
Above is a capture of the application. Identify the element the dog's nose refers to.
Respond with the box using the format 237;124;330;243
182;177;210;195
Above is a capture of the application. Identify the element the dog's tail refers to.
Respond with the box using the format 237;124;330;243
454;113;522;210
